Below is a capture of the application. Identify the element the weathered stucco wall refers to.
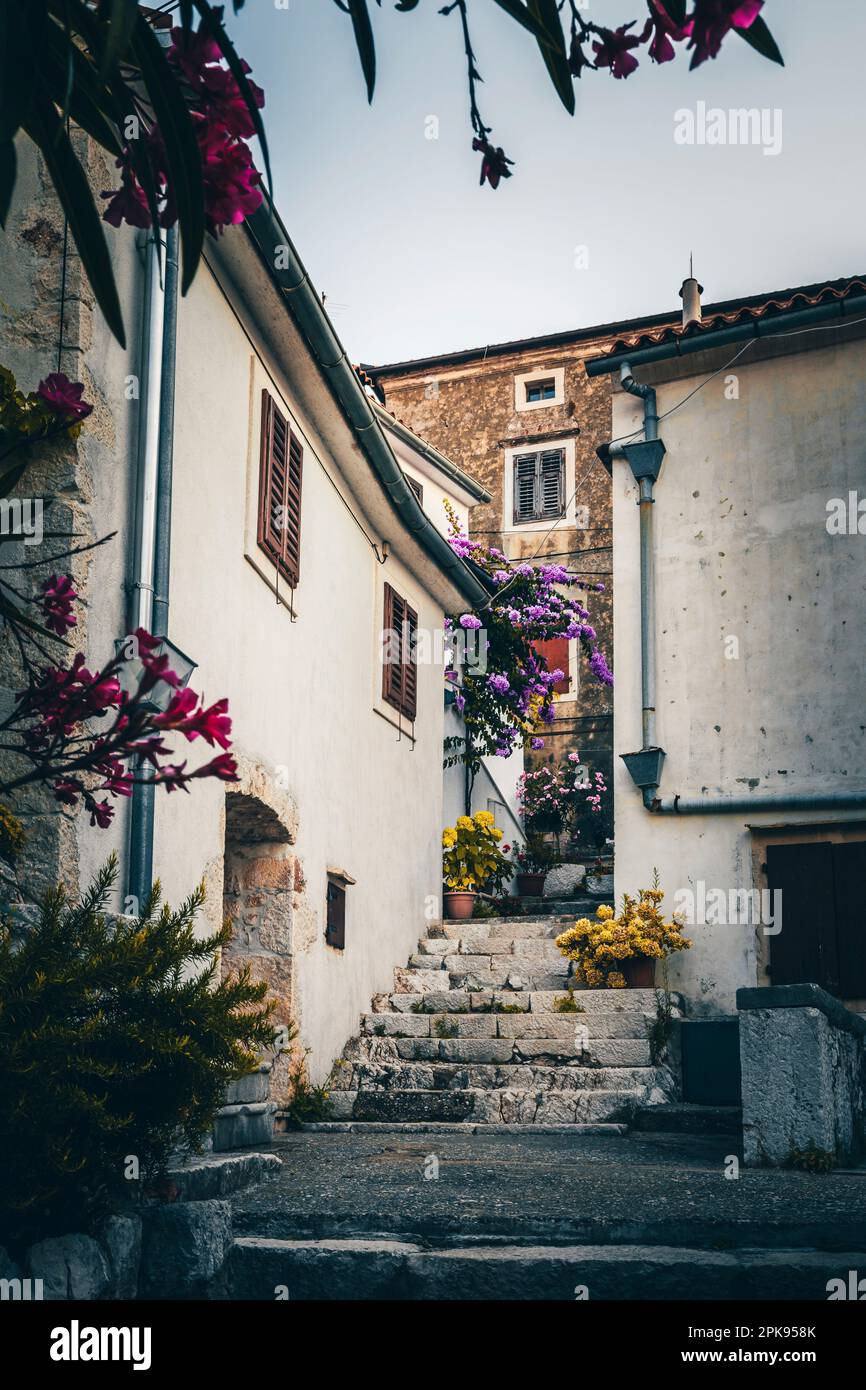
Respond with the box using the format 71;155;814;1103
611;335;866;1013
151;261;450;1083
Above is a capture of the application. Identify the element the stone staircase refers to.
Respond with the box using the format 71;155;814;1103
322;907;679;1128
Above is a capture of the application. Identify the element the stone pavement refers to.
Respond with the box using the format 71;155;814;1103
221;1130;866;1299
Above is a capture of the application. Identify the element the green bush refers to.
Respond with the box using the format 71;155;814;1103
0;856;274;1245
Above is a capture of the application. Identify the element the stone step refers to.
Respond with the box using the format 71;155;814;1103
416;939;570;962
393;967;569;994
378;994;667;1034
332;1061;665;1094
362;1011;661;1042
430;911;610;942
343;1035;654;1067
327;1087;651;1125
227;1237;866;1301
630;1102;743;1136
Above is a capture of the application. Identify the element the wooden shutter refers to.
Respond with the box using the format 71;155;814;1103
513;453;537;523
766;842;833;989
382;582;418;720
540;450;565;518
325;879;346;950
258;388;303;586
533;636;571;694
513;450;564;523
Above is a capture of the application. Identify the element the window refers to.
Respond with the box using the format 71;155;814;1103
258;388;303;586
526;378;556;404
404;473;424;506
513;449;565;524
382;582;418;720
533;637;572;695
326;877;346;949
515;366;564;412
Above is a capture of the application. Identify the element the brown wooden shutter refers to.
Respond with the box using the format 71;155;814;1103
258;388;303;586
402;601;418;719
382;582;418;720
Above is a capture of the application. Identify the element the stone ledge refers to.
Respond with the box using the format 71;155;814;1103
737;984;866;1039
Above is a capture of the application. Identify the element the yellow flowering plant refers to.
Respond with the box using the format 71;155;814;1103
442;811;511;893
555;880;691;989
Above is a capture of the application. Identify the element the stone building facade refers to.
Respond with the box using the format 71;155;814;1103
367;330;631;849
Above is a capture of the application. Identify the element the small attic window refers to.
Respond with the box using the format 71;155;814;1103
525;378;556;404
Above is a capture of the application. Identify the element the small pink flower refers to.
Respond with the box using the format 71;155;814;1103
592;23;644;79
36;373;93;423
41;574;78;637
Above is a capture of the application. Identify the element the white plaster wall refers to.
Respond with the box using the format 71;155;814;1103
612;337;866;1015
148;263;448;1082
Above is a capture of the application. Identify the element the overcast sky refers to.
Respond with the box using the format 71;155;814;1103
223;0;865;365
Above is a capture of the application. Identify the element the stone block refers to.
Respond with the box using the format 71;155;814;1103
140;1200;232;1298
543;864;587;899
26;1233;111;1301
213;1101;276;1151
99;1215;142;1300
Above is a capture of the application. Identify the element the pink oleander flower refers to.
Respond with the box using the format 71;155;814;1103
101;161;153;230
644;1;690;63
592;23;644;79
197;123;263;232
687;0;763;68
36;373;93;423
198;61;265;140
472;137;514;190
41;574;78;637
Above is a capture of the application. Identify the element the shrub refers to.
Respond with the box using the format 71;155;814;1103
555;879;691;989
0;856;274;1245
442;811;511;893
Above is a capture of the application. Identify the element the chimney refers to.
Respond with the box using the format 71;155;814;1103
679;255;704;328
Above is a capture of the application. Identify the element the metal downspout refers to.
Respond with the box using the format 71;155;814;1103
126;226;179;905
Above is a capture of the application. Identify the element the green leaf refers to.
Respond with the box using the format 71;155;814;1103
0;591;70;645
99;0;140;81
527;0;574;114
490;0;559;52
131;15;204;297
192;0;273;207
42;19;123;155
394;0;420;9
22;94;126;347
736;15;784;66
0;140;15;227
347;0;376;102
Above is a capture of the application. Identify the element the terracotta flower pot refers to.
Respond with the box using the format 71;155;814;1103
623;956;655;988
443;891;476;920
516;872;546;897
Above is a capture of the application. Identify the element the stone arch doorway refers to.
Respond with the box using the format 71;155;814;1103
222;774;298;1105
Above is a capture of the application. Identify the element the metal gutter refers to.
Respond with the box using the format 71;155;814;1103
243;202;489;609
375;406;491;503
586;294;866;377
643;788;866;816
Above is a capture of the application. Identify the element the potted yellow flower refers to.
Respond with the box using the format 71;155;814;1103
555;881;691;989
442;812;511;919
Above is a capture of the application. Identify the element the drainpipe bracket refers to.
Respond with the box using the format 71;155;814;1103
622;440;666;484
